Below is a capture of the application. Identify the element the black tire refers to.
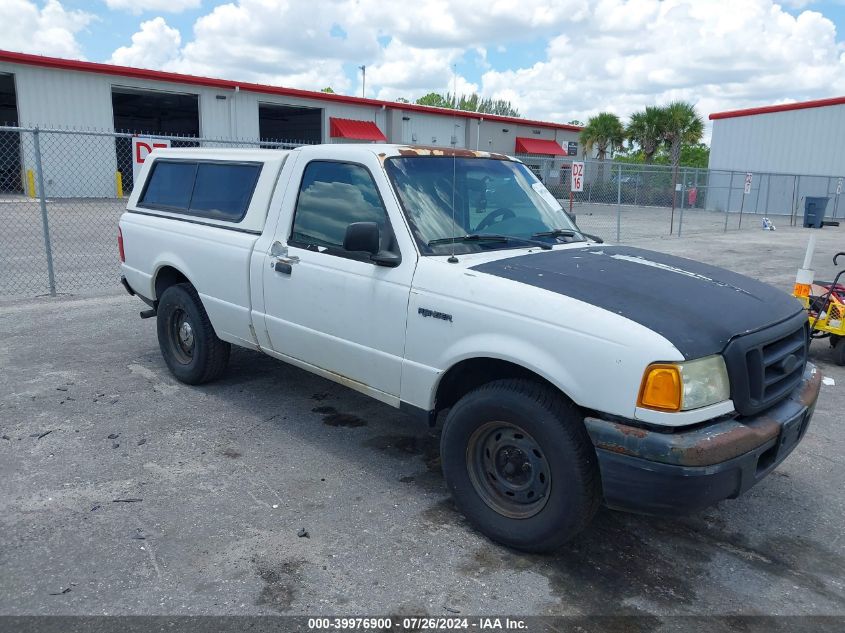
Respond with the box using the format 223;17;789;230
440;379;601;552
156;283;230;384
836;337;845;366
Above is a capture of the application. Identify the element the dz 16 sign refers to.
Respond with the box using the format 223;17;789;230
744;172;753;195
132;137;171;182
571;162;585;192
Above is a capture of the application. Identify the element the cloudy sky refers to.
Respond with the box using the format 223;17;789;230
3;0;845;135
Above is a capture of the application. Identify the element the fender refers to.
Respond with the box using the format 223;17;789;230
430;334;582;410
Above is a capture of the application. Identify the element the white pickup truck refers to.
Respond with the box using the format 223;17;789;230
119;143;820;552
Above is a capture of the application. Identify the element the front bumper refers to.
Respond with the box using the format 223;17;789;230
584;364;821;515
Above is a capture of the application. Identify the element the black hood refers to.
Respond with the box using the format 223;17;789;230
469;245;803;358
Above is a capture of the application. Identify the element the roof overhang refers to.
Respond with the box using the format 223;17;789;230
329;117;387;141
710;96;845;120
514;137;567;156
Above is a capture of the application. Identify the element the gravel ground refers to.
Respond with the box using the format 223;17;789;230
1;225;844;625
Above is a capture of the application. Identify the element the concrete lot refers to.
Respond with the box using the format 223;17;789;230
1;225;844;621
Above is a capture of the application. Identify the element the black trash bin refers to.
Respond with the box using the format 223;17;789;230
804;197;829;228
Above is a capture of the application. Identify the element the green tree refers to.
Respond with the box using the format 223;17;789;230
579;112;625;161
663;101;704;180
413;92;521;117
320;87;335;93
415;92;454;109
626;106;666;164
679;142;710;169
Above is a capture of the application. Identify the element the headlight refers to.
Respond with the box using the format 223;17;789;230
638;355;730;412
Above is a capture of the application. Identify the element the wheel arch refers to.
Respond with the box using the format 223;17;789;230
433;356;575;416
153;264;191;303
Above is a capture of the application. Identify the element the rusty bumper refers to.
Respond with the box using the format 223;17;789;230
585;364;820;515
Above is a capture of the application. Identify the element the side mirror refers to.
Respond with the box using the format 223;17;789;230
343;221;401;267
344;222;380;254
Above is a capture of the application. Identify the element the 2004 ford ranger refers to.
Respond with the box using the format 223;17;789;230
119;144;820;552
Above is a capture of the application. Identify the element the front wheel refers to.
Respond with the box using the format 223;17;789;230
156;283;230;384
440;379;601;552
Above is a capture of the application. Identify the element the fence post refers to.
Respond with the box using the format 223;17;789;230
678;181;685;238
723;171;732;233
616;163;622;242
33;127;57;297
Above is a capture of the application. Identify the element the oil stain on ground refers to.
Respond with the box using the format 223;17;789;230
254;559;305;613
312;406;368;427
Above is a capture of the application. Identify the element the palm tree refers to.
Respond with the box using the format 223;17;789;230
663;101;704;181
663;101;704;234
626;106;666;164
579;112;625;161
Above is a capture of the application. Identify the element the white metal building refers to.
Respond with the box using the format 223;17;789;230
708;98;845;215
0;49;581;197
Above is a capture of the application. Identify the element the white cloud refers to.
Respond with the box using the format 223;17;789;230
105;0;845;139
367;38;472;101
104;0;200;14
480;0;845;136
0;0;94;59
109;17;181;68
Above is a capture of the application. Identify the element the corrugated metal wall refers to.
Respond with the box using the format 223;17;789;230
709;106;845;175
708;106;845;214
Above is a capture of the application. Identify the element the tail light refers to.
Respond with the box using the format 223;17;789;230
118;226;125;263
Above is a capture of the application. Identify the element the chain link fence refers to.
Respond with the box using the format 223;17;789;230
3;128;845;300
518;154;845;242
0;126;308;300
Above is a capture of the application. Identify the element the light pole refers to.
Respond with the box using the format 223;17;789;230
359;65;366;98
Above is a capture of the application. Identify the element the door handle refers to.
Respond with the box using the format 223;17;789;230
272;255;298;275
274;260;293;275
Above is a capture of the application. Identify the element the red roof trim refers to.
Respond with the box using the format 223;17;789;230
329;117;386;141
709;96;845;120
514;137;567;156
0;49;582;132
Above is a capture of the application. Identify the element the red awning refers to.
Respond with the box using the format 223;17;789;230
514;137;566;156
329;117;387;141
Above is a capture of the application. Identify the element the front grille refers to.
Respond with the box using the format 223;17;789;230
723;312;808;417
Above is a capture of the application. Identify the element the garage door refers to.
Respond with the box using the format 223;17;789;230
112;87;200;192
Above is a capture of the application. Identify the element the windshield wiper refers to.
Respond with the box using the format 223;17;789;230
532;228;586;241
428;233;552;250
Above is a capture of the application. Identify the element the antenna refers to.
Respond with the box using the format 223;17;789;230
448;63;459;264
359;65;366;98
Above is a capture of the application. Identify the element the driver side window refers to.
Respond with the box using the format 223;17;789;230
290;161;391;255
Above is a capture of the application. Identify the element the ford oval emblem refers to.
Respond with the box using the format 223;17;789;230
779;353;799;374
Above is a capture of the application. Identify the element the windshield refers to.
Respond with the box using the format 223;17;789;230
384;156;583;255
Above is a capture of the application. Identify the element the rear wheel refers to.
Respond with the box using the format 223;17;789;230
156;283;230;384
440;379;601;552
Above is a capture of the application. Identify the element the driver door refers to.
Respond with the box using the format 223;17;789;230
261;158;414;400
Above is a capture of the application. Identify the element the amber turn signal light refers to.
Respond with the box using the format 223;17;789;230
638;364;682;412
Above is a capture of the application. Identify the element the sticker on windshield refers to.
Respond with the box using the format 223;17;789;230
531;182;563;210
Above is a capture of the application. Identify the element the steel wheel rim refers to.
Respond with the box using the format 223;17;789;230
466;421;551;519
169;308;195;364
